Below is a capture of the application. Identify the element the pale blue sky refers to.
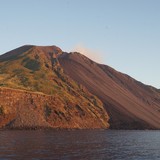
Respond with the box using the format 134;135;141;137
0;0;160;88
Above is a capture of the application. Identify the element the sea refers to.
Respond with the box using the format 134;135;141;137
0;130;160;160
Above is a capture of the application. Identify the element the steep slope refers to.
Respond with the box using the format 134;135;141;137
0;46;109;129
59;52;160;129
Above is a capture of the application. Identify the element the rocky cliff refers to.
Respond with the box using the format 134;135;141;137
0;87;109;129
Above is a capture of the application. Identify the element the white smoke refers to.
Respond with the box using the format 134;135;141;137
72;44;103;63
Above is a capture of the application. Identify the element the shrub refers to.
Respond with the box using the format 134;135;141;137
44;105;52;118
23;58;40;71
0;106;4;115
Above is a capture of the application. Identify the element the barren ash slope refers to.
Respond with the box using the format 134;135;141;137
0;45;109;129
59;51;160;129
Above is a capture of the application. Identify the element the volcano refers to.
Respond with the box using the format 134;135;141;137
0;45;160;129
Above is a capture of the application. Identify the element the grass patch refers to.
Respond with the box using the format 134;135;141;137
23;58;40;71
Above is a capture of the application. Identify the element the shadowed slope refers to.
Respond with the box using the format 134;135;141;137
59;52;160;129
0;45;34;62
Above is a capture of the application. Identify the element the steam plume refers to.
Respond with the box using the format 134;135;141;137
72;44;103;63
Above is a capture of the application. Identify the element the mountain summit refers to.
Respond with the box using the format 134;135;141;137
0;45;160;129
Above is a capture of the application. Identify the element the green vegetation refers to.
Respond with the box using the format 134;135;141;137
0;105;10;115
23;58;40;71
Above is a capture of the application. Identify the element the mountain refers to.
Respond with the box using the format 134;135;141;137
1;45;160;130
59;52;160;129
0;45;109;129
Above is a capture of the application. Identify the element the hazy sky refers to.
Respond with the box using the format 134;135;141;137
0;0;160;88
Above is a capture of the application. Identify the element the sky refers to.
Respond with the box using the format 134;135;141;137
0;0;160;88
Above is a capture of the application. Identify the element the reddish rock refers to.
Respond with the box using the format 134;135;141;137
0;87;109;129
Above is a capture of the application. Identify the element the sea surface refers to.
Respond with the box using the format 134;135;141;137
0;130;160;160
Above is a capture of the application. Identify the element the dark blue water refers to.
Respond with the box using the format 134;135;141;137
0;130;160;160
